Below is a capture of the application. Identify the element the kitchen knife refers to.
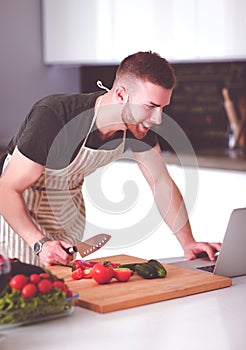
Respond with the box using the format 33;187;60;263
64;234;111;257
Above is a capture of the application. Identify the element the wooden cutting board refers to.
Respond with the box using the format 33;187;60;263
48;254;232;313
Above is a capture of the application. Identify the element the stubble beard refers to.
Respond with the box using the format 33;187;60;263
121;102;148;140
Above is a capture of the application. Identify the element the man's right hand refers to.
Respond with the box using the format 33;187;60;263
39;240;75;266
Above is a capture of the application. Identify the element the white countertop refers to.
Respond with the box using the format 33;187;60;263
1;271;246;350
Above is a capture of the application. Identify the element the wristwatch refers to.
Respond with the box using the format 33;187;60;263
33;237;51;255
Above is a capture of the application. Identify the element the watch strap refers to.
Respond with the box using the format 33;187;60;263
33;237;51;255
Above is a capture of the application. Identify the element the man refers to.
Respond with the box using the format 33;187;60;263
0;51;221;267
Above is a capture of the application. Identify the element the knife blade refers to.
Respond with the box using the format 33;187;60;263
64;234;111;257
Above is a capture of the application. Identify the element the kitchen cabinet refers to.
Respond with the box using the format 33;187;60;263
42;0;246;65
42;0;172;64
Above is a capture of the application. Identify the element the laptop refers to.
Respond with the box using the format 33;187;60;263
166;208;246;277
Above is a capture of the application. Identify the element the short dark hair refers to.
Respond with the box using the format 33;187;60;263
114;51;176;89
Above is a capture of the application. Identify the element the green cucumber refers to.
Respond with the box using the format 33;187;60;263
147;259;167;278
119;259;167;279
118;263;138;271
134;263;159;279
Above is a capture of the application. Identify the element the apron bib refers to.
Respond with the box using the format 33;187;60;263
0;96;125;265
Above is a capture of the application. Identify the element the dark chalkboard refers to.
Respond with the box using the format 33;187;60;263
165;61;246;149
80;65;118;93
80;61;246;150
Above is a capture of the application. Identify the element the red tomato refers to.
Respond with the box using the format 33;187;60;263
22;283;38;298
113;268;132;282
37;279;53;294
9;274;28;290
83;267;93;279
52;280;68;292
92;263;114;284
29;274;41;284
71;268;84;280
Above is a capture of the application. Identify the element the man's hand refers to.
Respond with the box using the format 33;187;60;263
183;241;222;261
38;240;74;266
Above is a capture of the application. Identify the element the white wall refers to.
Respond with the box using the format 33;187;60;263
0;0;80;149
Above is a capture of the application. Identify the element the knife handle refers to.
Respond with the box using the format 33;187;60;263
63;246;77;255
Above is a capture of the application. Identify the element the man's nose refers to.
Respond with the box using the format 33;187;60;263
150;108;163;125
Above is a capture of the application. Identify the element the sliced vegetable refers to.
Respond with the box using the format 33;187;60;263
83;268;93;279
57;259;98;271
113;268;132;282
69;259;167;282
84;261;98;268
73;260;85;271
71;268;84;280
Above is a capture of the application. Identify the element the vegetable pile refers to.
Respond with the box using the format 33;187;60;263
69;259;167;284
0;271;74;325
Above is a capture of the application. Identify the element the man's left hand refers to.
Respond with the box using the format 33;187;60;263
183;242;222;261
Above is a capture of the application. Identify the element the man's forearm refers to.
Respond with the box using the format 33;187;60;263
0;187;44;247
153;176;196;248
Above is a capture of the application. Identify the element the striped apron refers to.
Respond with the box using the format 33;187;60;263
0;96;126;265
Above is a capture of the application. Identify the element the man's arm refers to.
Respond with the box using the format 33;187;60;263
0;147;73;265
133;143;221;260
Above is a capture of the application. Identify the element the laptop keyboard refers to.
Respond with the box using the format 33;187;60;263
196;265;215;273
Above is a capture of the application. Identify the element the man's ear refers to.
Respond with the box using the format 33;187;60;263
115;86;128;103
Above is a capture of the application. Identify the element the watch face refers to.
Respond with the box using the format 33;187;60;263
33;238;50;255
34;242;42;254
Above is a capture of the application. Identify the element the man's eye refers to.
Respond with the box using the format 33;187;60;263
146;105;155;110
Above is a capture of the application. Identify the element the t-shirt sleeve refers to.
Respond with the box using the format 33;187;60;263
16;107;62;166
125;129;158;152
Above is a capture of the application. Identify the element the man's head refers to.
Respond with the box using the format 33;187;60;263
111;51;175;139
112;51;176;93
